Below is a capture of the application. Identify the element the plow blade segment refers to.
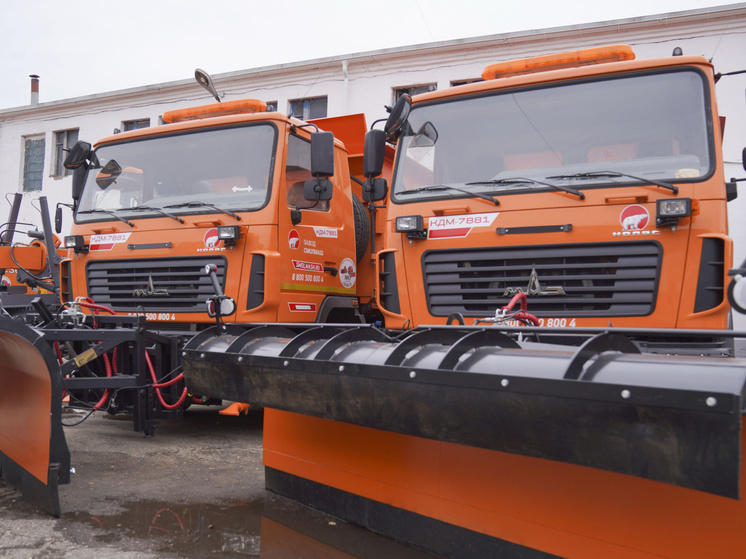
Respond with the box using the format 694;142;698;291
183;326;746;498
0;316;70;516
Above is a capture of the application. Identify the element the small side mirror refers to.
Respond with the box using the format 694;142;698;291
742;146;746;172
363;177;388;203
55;205;62;234
304;178;333;201
311;131;335;178
363;129;386;178
64;141;92;170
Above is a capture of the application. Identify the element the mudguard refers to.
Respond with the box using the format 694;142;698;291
0;315;70;516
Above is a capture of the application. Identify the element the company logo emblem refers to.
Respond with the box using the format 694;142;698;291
288;229;300;249
502;266;566;297
204;228;221;249
620;205;649;231
133;275;169;297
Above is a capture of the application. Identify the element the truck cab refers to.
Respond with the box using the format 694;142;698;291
61;100;371;329
370;45;736;354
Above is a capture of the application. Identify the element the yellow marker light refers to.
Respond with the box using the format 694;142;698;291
162;98;267;123
481;45;635;80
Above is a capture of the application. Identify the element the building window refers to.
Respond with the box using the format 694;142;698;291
451;78;483;87
123;119;150;131
265;101;278;112
23;136;46;192
394;83;437;102
54;128;79;178
288;96;327;120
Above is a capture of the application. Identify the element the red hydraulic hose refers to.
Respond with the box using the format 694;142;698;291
501;292;540;327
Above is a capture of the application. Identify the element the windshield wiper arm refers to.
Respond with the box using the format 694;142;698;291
466;177;585;200
126;205;185;223
398;185;499;206
77;209;134;227
164;201;241;221
547;171;678;194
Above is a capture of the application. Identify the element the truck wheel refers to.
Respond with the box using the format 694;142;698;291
353;194;369;263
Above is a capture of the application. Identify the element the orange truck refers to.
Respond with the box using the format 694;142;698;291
59;99;374;329
361;44;738;356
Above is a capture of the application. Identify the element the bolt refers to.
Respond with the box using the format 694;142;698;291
70;468;76;475
181;351;187;357
621;389;631;399
339;365;345;372
200;353;205;359
409;371;417;378
706;397;717;407
237;356;243;363
283;360;289;367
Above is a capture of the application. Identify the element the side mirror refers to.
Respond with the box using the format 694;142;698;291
64;141;92;170
310;131;334;178
363;129;386;178
384;94;411;141
742;146;746;172
55;205;62;234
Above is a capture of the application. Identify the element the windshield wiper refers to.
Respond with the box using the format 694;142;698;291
164;201;241;221
126;205;185;223
398;185;499;206
547;171;678;194
466;177;585;200
77;208;134;227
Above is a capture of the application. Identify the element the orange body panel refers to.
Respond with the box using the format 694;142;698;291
264;408;746;559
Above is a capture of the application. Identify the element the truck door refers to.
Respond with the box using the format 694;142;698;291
278;134;356;320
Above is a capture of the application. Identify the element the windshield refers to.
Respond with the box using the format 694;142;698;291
392;69;713;201
76;124;276;221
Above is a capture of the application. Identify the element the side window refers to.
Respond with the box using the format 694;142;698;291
23;136;45;192
288;96;327;120
54;129;79;178
123;119;150;131
285;134;329;211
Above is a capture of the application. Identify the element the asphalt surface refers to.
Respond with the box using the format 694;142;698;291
0;404;436;558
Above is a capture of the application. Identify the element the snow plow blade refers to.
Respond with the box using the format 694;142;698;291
182;325;746;498
0;316;70;516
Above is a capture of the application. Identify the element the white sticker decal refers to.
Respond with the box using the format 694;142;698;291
313;227;338;238
427;212;499;239
89;232;132;251
339;258;356;289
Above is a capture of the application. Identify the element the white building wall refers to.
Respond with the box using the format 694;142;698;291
1;4;746;321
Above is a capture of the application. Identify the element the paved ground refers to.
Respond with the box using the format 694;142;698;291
0;405;435;558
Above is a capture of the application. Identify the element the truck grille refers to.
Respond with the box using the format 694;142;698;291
86;257;227;313
422;242;661;317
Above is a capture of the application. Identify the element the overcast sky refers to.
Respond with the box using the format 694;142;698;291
0;0;736;110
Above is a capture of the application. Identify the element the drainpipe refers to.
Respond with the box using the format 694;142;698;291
30;75;39;105
341;60;349;114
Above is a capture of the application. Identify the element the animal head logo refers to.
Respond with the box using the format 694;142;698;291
620;205;650;231
204;228;222;249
